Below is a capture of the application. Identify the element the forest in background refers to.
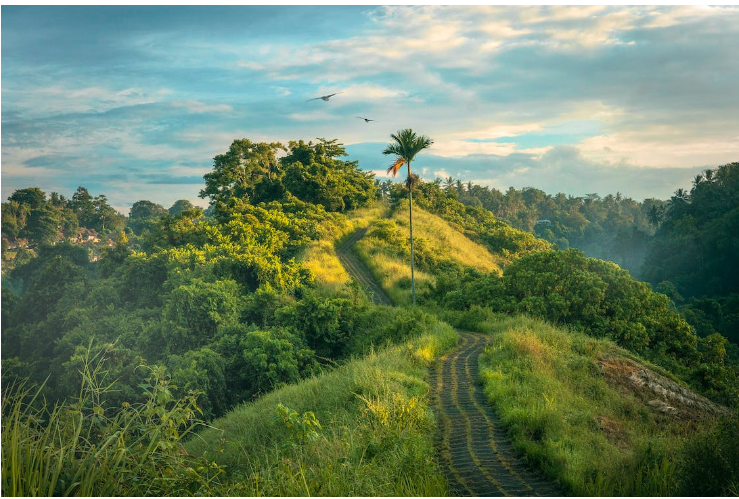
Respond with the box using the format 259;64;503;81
376;163;739;346
1;138;737;495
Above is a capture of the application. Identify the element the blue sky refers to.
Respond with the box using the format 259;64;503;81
2;5;738;212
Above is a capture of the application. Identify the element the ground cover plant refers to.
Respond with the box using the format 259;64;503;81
1;349;225;497
184;320;459;496
478;315;733;496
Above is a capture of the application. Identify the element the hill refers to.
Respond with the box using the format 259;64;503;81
2;138;737;496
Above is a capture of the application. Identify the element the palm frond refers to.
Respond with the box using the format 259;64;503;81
387;158;406;177
383;129;433;164
382;144;403;156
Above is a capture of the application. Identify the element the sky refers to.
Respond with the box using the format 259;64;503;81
2;5;739;213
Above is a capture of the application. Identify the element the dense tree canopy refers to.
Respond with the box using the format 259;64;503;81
200;139;285;211
200;138;376;215
643;162;739;299
128;200;169;235
282;139;377;212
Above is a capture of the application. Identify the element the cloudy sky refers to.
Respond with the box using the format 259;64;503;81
2;5;738;212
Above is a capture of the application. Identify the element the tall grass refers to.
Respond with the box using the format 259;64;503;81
185;321;459;496
389;206;503;274
477;315;715;496
1;347;223;496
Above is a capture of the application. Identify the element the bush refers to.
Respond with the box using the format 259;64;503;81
1;351;225;496
278;293;360;358
681;415;739;496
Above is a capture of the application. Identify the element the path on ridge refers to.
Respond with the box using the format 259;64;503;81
431;331;562;496
336;227;394;306
336;227;564;496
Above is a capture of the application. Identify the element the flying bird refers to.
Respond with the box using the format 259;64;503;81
357;116;375;122
306;92;342;102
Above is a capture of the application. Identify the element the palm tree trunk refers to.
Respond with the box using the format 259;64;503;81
407;161;416;305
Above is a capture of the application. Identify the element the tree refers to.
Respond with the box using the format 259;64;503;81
200;139;285;212
128;200;168;235
70;186;96;228
9;187;46;210
382;129;433;305
281;139;376;212
23;205;60;246
1;201;30;239
168;199;195;216
93;194;126;234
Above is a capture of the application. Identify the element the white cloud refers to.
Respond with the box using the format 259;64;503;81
6;85;167;116
287;110;337;122
579;130;739;168
431;140;518;158
447;123;544;141
236;60;265;70
170;100;233;114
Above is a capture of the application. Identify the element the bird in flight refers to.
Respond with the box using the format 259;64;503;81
306;92;342;102
357;116;375;122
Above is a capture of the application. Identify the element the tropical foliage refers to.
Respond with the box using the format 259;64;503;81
382;129;433;304
2;136;737;496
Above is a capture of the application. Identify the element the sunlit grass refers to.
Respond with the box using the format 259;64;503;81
185;321;459;496
299;239;350;293
391;207;503;274
353;246;434;306
478;315;710;496
297;201;388;294
352;205;504;306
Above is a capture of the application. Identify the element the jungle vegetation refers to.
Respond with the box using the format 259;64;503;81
2;140;737;496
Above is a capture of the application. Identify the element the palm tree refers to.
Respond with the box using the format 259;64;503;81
383;128;433;305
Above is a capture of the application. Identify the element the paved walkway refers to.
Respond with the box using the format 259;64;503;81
336;228;563;496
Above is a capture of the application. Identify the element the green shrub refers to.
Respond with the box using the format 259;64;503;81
1;350;224;497
681;414;739;496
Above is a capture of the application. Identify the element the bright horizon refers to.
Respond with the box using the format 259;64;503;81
2;5;738;212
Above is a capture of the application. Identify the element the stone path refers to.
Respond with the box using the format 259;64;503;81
336;227;563;496
431;331;562;496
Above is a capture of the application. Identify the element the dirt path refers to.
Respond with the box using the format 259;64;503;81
336;228;562;496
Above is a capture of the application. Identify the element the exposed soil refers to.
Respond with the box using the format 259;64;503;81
598;356;731;422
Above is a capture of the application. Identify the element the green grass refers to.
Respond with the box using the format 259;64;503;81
477;315;717;496
353;205;501;306
185;320;459;496
1;351;223;497
297;201;388;294
389;207;503;274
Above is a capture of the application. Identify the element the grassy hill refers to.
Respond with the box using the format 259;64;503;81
4;177;737;496
479;315;732;496
187;199;736;496
184;320;458;496
353;204;503;305
296;201;388;294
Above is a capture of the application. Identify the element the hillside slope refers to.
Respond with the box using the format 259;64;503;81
339;199;737;496
480;315;733;496
353;205;504;305
185;321;458;496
